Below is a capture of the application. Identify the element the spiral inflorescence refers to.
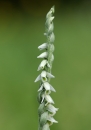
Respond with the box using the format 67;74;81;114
35;6;58;130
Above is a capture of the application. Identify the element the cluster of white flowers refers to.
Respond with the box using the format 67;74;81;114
35;6;58;130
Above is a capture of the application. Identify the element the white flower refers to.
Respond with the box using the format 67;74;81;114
44;82;56;92
44;94;54;104
35;71;48;83
38;82;56;93
38;43;48;50
37;52;48;58
46;104;58;115
37;60;50;71
47;116;58;124
41;71;47;82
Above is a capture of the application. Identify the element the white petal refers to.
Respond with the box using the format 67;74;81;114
47;116;58;123
47;72;55;78
34;75;41;82
37;52;48;58
38;84;43;92
43;82;50;91
50;84;56;92
41;71;47;82
45;94;54;104
38;43;48;50
37;60;47;71
46;104;58;113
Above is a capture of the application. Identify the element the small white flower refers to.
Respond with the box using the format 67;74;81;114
41;71;47;82
47;116;58;124
43;82;56;92
44;94;54;104
37;60;50;71
37;52;48;58
38;43;48;50
46;104;58;114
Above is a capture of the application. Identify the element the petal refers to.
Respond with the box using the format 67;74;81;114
50;84;56;92
47;72;55;78
38;84;43;92
34;75;41;82
41;71;47;82
46;104;58;113
38;43;48;50
37;52;48;58
43;82;51;91
47;116;58;123
45;94;54;104
37;60;47;71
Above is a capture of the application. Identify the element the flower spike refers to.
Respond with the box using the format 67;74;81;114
34;6;58;130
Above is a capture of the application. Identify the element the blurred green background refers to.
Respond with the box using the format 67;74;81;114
0;0;91;130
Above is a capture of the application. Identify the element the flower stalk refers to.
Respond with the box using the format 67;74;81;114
35;6;58;130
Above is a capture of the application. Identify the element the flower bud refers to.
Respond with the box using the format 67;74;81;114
38;43;48;50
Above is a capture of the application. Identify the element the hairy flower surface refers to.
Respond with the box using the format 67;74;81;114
35;6;58;130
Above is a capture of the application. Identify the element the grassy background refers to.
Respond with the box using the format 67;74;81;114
0;2;91;130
